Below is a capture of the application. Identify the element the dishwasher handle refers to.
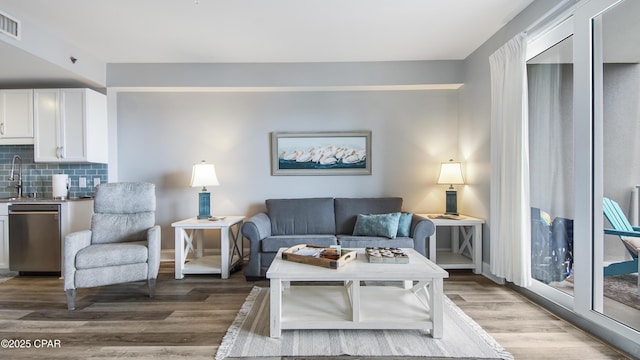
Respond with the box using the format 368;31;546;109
8;204;61;213
9;211;60;215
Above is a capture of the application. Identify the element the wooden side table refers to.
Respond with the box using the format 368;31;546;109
171;216;244;279
419;214;484;274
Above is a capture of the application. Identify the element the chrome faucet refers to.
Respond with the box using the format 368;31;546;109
8;154;23;198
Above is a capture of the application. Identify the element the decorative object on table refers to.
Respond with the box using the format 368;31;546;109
271;131;371;176
190;160;219;219
208;216;226;221
52;173;70;199
428;214;462;220
215;287;513;360
437;159;465;215
365;247;409;263
282;244;357;269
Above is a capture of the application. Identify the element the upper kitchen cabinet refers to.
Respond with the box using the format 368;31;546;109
34;88;108;163
0;89;34;145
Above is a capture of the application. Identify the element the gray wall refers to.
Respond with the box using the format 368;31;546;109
603;63;640;260
110;0;572;259
116;89;460;249
603;63;640;214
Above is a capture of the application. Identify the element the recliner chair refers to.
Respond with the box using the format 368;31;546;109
63;182;161;310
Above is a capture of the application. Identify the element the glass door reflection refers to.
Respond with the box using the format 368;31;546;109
595;0;640;331
527;35;575;297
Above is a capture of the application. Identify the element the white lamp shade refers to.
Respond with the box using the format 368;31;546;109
437;161;464;185
190;161;220;188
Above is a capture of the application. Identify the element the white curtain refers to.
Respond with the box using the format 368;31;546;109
489;33;532;287
528;64;574;218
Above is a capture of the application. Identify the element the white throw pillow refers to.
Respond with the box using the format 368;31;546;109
620;236;640;257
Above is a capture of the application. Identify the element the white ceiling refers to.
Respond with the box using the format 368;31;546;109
0;0;535;86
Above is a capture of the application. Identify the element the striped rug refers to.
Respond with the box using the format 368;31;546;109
216;286;512;360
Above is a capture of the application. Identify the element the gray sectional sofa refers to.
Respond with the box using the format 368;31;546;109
241;197;435;279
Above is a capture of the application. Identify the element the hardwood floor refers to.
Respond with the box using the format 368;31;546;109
0;263;633;360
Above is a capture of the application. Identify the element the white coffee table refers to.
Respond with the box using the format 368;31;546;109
266;247;449;338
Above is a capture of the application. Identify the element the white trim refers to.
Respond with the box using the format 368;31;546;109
527;17;574;61
525;0;577;45
107;84;463;94
481;261;505;285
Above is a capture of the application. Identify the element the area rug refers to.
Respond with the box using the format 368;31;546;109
553;274;640;311
604;274;640;311
216;287;513;360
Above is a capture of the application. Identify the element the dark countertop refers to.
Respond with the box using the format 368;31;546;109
0;197;93;203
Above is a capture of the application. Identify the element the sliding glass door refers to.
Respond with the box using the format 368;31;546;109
592;0;640;332
527;34;575;299
525;0;640;348
526;15;576;306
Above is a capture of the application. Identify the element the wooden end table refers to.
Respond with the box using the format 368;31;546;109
171;216;244;279
419;214;484;273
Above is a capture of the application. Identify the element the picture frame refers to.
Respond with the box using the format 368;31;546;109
271;131;371;176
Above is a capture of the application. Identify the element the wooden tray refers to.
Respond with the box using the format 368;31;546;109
365;247;409;263
282;244;357;269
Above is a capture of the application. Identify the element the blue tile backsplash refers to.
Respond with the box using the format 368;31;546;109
0;145;107;199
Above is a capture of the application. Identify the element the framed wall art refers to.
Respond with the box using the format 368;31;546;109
271;131;371;175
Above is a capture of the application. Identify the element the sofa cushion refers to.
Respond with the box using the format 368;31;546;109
397;212;413;237
94;182;156;214
261;235;338;252
621;236;640;257
335;197;403;235
337;235;414;249
267;198;336;236
353;212;401;238
75;241;148;269
92;212;155;244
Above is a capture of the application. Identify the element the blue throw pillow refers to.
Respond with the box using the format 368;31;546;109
352;212;401;239
396;212;413;237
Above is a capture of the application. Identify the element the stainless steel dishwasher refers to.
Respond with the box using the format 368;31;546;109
9;203;62;274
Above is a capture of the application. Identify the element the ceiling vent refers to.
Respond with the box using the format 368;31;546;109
0;10;20;40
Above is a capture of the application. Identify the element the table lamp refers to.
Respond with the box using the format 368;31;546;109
190;160;220;219
437;159;464;215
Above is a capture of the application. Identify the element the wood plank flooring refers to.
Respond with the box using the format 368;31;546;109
0;263;633;360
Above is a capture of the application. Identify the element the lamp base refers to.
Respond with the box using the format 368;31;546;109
445;190;458;215
197;191;211;219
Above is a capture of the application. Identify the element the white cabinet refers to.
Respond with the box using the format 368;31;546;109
0;89;34;145
34;88;107;163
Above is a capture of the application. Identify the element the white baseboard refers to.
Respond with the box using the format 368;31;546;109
481;261;505;284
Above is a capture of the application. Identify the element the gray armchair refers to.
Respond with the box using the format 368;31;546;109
63;182;161;310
